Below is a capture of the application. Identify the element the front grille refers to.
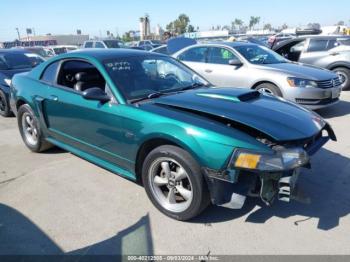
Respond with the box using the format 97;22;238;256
316;77;342;89
295;97;339;105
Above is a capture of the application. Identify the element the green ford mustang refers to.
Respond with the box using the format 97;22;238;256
10;49;336;220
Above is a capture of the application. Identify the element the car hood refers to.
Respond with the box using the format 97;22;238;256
147;88;326;142
256;62;336;81
0;68;31;79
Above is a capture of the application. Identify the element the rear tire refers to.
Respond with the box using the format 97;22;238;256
0;90;12;117
142;145;210;221
255;83;283;97
332;67;350;90
17;104;53;152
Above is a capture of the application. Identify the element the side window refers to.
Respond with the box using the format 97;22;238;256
84;42;93;48
56;60;106;92
307;39;329;52
208;47;238;65
178;47;208;63
139;41;145;45
40;61;60;83
95;42;105;48
327;40;338;50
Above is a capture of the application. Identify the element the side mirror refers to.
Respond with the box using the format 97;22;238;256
82;87;111;103
228;58;243;66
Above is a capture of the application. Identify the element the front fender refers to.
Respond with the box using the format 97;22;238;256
139;122;267;170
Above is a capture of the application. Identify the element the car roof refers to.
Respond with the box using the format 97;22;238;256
0;49;30;54
194;41;258;48
273;35;350;49
63;48;163;61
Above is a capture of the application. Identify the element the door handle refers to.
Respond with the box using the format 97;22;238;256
330;52;339;56
49;95;58;101
205;69;213;73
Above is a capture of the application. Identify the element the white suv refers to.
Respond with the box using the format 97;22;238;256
83;40;127;49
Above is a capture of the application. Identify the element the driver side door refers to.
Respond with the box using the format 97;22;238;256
39;59;131;171
204;47;248;87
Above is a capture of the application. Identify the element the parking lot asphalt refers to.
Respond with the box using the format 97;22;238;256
0;93;350;256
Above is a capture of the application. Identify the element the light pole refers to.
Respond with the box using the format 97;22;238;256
15;28;21;40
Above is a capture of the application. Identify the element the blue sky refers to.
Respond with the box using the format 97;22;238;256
0;0;349;41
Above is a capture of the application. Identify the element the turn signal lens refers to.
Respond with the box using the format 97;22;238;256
235;153;261;169
232;148;309;172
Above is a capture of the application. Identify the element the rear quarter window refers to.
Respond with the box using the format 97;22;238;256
40;61;59;84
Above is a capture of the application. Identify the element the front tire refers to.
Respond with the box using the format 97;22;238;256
255;83;282;97
142;145;209;220
17;104;52;152
0;90;12;117
332;67;350;90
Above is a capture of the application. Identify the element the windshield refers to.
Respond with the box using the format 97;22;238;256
104;55;209;102
27;48;52;58
24;53;45;67
337;38;350;46
151;40;162;45
103;40;127;48
234;45;287;64
0;53;33;70
53;47;67;54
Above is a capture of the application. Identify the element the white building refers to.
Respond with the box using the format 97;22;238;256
139;16;151;40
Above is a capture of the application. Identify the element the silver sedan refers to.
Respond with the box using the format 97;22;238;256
173;42;342;109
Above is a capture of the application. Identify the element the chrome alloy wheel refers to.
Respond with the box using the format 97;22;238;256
22;112;38;146
148;157;193;213
335;71;348;89
258;87;274;94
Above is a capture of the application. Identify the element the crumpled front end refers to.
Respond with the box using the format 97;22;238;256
202;123;336;209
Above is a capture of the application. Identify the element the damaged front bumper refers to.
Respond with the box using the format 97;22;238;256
202;123;336;209
203;167;303;209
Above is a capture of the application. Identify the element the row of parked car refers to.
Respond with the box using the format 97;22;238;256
0;35;347;118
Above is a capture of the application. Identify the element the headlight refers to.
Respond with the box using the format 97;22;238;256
287;77;318;88
232;148;309;172
4;78;12;87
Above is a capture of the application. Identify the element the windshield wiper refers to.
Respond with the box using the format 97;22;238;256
131;92;167;104
180;82;208;91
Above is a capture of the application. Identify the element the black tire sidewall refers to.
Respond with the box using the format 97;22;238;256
18;104;44;152
333;67;350;90
0;90;11;117
256;83;283;97
142;145;209;221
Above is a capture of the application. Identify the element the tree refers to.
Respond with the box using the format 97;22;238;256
249;16;260;30
187;24;195;32
122;31;132;42
222;25;231;31
166;22;175;33
263;23;272;31
307;23;321;29
281;23;288;30
231;18;244;30
166;14;191;35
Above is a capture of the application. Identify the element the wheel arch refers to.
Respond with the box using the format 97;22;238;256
135;134;204;183
327;62;350;71
251;80;278;89
16;98;29;111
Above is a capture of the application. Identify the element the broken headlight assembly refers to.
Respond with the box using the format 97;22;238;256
231;148;309;172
